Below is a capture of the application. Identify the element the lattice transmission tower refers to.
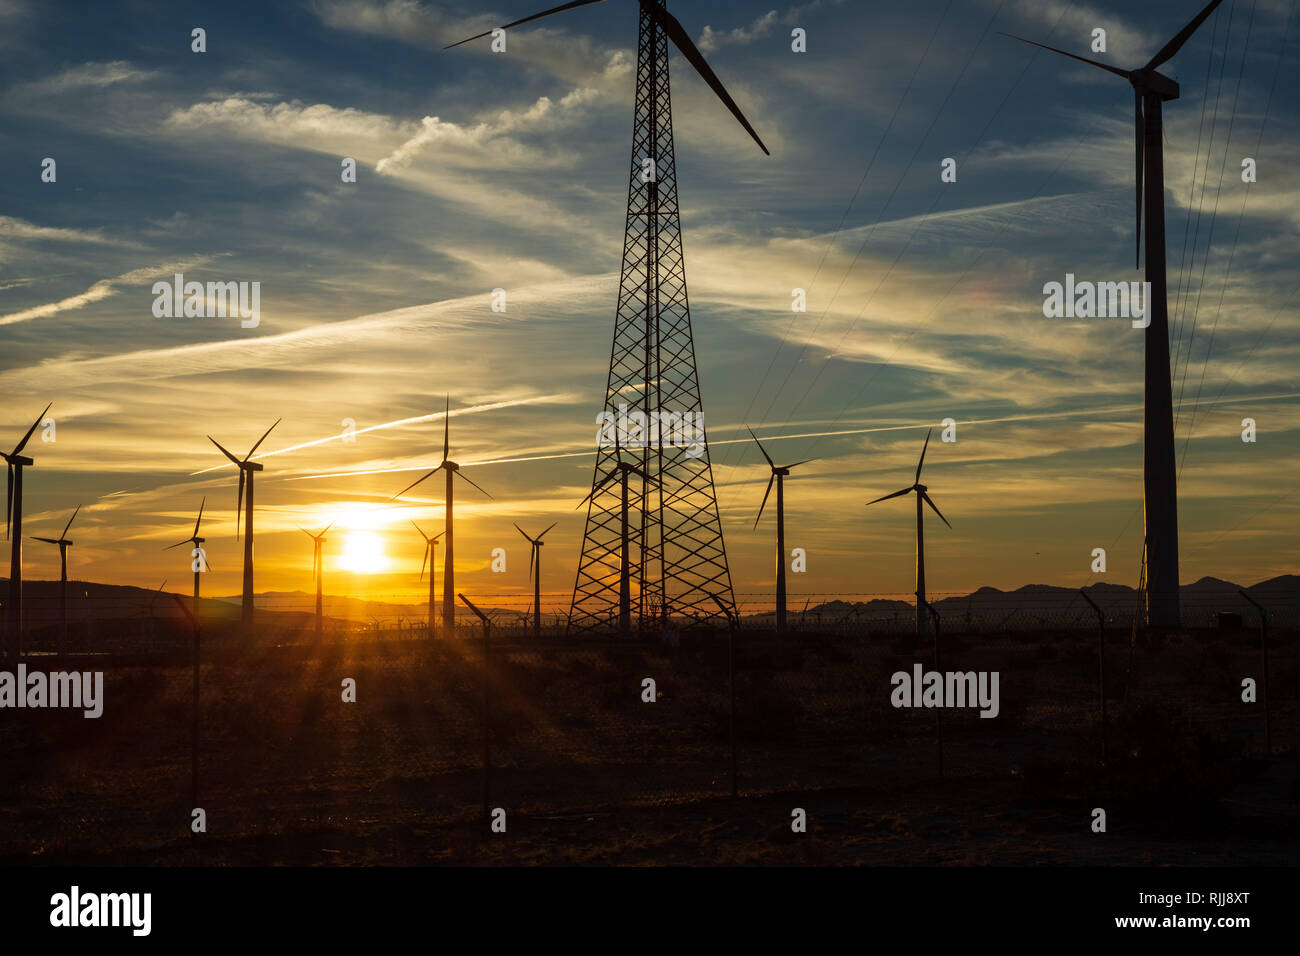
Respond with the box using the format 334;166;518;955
567;1;766;635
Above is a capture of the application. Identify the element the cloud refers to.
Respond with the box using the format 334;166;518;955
311;0;452;46
697;1;845;52
0;216;112;244
699;10;779;54
374;81;615;172
7;60;157;99
0;257;211;327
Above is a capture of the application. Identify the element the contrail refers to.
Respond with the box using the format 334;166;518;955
190;394;574;476
280;389;1300;483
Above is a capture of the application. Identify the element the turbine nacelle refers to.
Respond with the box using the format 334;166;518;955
1129;69;1179;100
394;397;493;501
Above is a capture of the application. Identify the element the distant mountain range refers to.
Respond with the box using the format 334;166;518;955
2;574;1296;631
790;575;1299;628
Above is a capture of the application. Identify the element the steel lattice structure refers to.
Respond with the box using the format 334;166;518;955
568;2;736;635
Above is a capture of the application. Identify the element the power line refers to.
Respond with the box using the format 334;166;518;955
723;0;960;456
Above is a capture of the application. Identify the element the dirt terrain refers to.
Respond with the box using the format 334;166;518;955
1;626;1296;866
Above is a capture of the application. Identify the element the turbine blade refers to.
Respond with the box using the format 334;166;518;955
443;395;450;462
645;2;770;155
193;496;206;538
754;473;775;528
443;0;608;49
1134;90;1144;269
31;536;60;544
921;491;952;529
577;469;617;509
514;522;532;543
537;522;557;540
916;427;933;483
300;527;314;539
322;519;336;535
5;462;11;539
456;469;494;500
529;543;535;580
420;541;430;581
785;458;819;469
163;538;192;550
244;418;281;460
999;32;1131;78
61;504;80;539
394;464;443;499
1145;0;1227;70
866;487;913;507
208;437;242;466
411;519;428;541
627;465;660;487
746;426;774;468
11;402;52;457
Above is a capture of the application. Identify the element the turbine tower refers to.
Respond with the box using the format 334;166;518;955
449;1;767;634
1002;0;1229;629
412;521;443;640
866;429;951;637
748;427;815;635
515;521;556;639
4;402;51;663
31;504;79;656
165;497;210;626
208;419;280;630
395;397;493;637
301;521;334;638
575;441;656;638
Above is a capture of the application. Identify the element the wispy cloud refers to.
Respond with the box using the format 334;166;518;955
7;60;157;99
0;257;211;327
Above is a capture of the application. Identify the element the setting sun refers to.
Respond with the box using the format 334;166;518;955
339;531;388;574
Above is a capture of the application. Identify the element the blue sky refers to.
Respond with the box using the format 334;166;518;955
1;0;1297;610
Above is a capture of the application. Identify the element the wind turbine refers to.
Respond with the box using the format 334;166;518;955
514;521;557;639
748;427;815;635
4;402;51;662
208;419;280;630
395;397;493;637
866;429;951;637
576;440;656;638
1001;0;1229;629
31;503;79;655
141;579;170;644
165;497;210;626
300;520;335;639
411;521;443;640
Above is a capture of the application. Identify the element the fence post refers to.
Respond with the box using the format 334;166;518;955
711;595;738;799
459;594;492;819
1079;590;1107;767
170;594;200;844
922;599;942;778
1238;591;1270;755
